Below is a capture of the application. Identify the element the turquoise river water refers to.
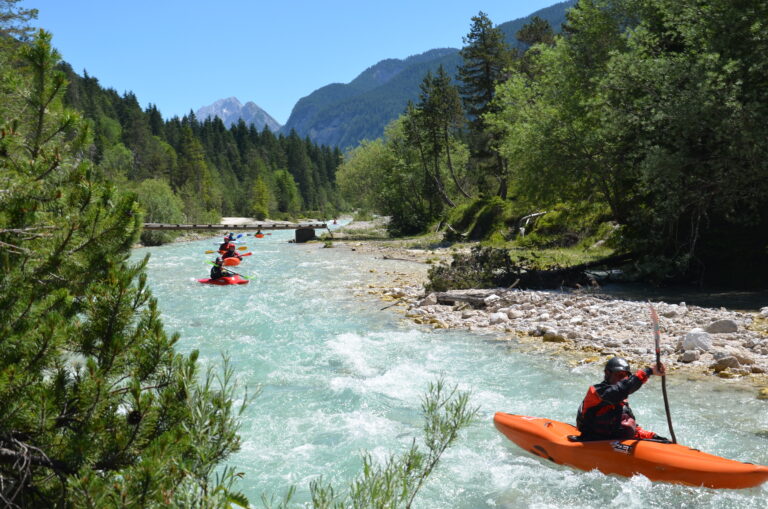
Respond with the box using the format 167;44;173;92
132;229;767;509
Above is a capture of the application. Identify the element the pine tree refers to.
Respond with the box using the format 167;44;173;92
457;11;515;198
0;31;247;507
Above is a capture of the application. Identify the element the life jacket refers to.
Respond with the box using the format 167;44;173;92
210;265;224;279
576;368;649;439
221;248;241;260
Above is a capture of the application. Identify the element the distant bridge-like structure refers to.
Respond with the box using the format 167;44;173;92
143;222;328;243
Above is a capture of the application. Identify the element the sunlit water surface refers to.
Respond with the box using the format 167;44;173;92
133;230;767;508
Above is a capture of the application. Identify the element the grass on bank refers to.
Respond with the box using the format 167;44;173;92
327;198;620;271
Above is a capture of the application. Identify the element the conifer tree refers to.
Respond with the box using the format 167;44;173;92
0;31;246;507
457;11;515;199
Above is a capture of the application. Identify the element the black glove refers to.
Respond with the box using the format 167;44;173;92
653;434;672;443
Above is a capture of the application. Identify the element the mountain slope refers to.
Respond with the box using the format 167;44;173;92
282;1;576;149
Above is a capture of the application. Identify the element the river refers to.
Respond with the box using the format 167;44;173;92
132;230;767;508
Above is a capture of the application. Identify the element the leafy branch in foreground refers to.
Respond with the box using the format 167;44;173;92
265;378;477;509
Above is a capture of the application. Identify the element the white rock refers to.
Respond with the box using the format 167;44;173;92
484;294;501;305
681;328;712;352
489;312;509;325
508;309;525;319
759;306;768;318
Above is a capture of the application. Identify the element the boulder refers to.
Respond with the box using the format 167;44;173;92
419;293;438;306
705;319;738;334
760;307;768;318
680;329;712;352
543;331;567;343
710;356;740;372
680;350;700;363
489;312;509;325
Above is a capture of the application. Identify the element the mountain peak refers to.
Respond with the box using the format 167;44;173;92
196;97;281;131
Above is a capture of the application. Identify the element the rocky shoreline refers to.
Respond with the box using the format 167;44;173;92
330;234;768;400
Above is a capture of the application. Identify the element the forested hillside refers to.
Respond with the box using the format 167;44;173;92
338;0;768;287
282;1;576;149
54;64;342;244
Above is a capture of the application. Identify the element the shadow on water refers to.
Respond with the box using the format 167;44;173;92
590;282;768;311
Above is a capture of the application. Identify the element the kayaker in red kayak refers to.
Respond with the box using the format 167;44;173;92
210;257;234;280
576;357;668;441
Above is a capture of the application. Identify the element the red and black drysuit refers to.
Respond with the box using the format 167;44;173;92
576;368;659;441
221;247;242;261
218;241;235;253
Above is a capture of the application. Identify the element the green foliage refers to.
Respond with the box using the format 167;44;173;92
250;175;270;220
458;11;516;198
273;169;302;215
515;202;613;249
0;0;38;40
135;178;185;246
444;196;526;242
488;0;768;285
0;31;248;507
427;246;520;292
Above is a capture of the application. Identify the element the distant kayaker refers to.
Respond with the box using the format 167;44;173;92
576;357;668;441
210;258;233;280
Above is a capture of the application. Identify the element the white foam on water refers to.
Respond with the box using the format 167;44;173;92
326;332;380;377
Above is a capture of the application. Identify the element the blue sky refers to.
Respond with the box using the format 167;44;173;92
24;0;561;125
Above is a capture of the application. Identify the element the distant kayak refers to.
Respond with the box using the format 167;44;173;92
494;412;768;489
197;275;249;285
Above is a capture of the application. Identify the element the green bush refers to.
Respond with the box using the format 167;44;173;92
135;178;185;246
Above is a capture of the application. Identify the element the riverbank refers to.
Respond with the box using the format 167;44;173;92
329;221;768;398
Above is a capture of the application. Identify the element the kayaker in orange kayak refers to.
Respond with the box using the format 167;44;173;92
576;357;668;441
210;257;234;280
221;243;242;262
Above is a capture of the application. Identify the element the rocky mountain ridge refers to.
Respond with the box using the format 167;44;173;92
195;96;281;131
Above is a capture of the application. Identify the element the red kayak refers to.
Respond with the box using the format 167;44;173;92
197;275;249;285
494;412;768;489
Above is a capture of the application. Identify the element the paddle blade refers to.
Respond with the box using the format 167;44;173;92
205;250;215;254
241;252;252;256
237;246;248;250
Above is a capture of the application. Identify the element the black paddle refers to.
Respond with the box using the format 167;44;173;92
649;303;677;443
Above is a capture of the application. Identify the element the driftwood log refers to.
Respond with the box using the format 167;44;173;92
432;290;499;308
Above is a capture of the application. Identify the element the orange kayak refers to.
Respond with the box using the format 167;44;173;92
494;412;768;489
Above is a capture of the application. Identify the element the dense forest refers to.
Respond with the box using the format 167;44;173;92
338;0;768;288
58;69;344;244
